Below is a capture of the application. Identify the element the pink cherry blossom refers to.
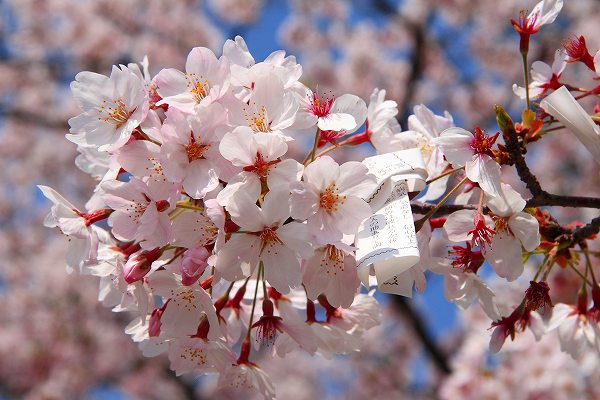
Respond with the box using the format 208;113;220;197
67;64;149;152
290;156;376;240
432;127;502;197
215;190;312;293
155;47;230;113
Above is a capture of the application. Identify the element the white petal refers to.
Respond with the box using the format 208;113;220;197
465;155;502;197
540;86;600;163
484;233;524;282
431;127;473;166
317;113;356;132
509;212;541;251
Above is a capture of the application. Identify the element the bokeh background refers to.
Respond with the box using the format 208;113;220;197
2;0;600;398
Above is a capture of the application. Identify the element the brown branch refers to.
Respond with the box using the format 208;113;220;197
526;194;600;209
497;106;600;209
572;216;600;243
392;296;452;375
411;202;477;215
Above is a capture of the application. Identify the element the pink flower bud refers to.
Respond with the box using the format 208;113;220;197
123;248;162;284
180;247;210;286
149;305;166;337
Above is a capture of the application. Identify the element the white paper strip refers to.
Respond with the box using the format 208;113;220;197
355;148;428;295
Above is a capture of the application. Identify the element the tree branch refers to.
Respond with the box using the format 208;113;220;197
392;296;452;375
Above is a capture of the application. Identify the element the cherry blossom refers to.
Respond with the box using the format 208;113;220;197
512;49;567;99
155;47;230;113
215;190;312;293
101;178;177;249
216;127;303;206
432;127;502;197
290;156;376;240
67;64;149;152
293;87;367;132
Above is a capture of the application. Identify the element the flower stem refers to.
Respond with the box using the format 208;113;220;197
245;263;263;340
532;253;550;281
583;246;598;285
522;52;531;110
303;128;322;165
175;202;204;212
426;167;463;184
567;261;592;286
414;176;468;233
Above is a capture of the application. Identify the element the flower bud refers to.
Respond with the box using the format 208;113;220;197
180;247;210;286
123;248;162;284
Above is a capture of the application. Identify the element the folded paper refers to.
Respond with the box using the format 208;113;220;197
355;148;428;295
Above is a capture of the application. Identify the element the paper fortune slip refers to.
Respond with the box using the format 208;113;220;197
355;148;428;295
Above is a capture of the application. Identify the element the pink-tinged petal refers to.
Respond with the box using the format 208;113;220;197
509;212;541;251
530;0;563;28
271;92;299;132
223;36;255;68
118;140;162;178
261;245;302;294
38;185;78;210
330;94;367;133
489;325;507;354
137;203;159;239
253;132;288;160
172;211;216;248
215;234;260;281
217;173;261;207
185;47;220;77
309;210;344;241
540;86;600;163
277;221;312;259
484;233;524;282
528;311;546;340
261;190;291;225
417;176;449;202
531;60;553;83
292;108;318;130
302;156;340;191
474;278;500;320
290;182;320;221
219;127;258;166
183;160;219;199
333;196;373;235
466;155;502;197
486;183;526;217
551;49;568;75
161;108;193;144
160;142;188;183
444;209;477;242
325;257;360;308
109;211;139;241
226;190;265;232
142;212;171;249
251;73;285;124
155;68;188;99
267;159;303;189
100;179;146;208
317;112;356;132
303;251;328;300
336;161;377;198
279;319;318;355
431;127;473;166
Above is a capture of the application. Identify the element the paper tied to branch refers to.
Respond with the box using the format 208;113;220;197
355;148;428;295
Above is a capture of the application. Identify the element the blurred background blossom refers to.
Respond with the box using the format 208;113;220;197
2;0;600;398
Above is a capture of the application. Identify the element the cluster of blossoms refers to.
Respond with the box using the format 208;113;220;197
40;0;600;397
40;37;412;398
